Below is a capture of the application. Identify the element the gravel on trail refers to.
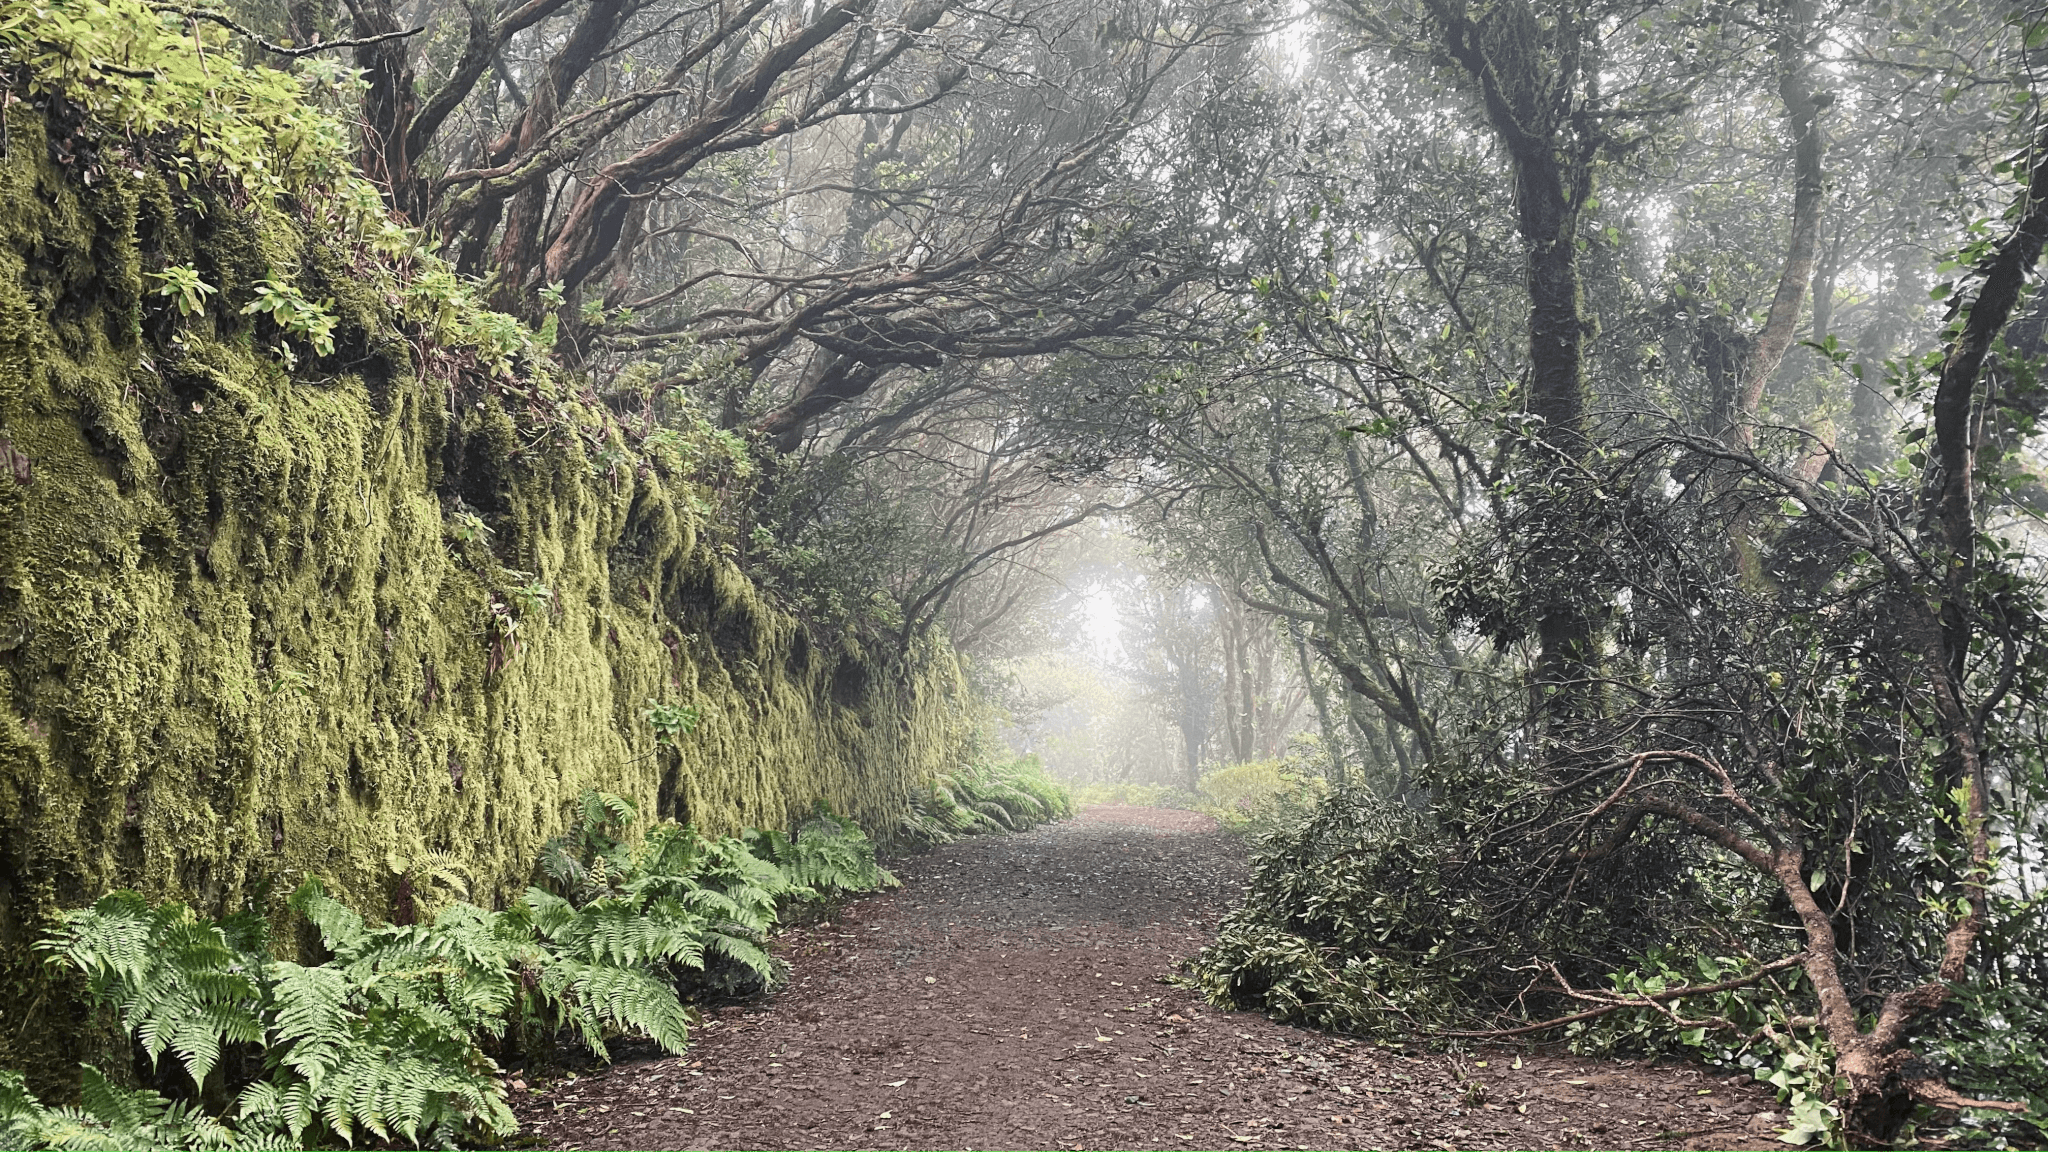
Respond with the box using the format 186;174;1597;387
513;806;1782;1151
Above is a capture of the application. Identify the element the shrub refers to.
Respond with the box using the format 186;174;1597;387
1194;759;1327;836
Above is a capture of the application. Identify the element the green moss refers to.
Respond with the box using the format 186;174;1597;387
0;108;975;1090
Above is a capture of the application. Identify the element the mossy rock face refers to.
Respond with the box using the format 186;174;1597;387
0;110;973;1084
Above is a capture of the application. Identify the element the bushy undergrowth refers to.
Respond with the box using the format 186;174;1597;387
0;793;896;1150
1185;790;1476;1033
1187;787;2048;1147
900;755;1074;846
1061;759;1326;836
1194;759;1328;837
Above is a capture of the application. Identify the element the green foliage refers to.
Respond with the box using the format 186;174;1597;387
1194;759;1327;837
746;806;900;898
146;265;215;318
239;280;337;361
1567;949;1844;1147
39;894;267;1093
1185;791;1484;1034
0;1067;266;1151
37;887;518;1147
15;792;903;1147
1931;977;2048;1145
530;790;896;1004
0;0;358;198
645;700;702;745
903;755;1074;845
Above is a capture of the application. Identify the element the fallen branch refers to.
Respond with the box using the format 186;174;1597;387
1431;952;1808;1039
1905;1078;2031;1115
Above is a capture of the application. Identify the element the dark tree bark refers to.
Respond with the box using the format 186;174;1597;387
1423;0;1599;681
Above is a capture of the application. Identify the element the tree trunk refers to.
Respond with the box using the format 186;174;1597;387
1729;0;1825;448
1426;0;1597;682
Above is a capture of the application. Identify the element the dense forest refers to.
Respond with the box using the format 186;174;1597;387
0;0;2044;1145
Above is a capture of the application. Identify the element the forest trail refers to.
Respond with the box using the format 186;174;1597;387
513;809;1779;1151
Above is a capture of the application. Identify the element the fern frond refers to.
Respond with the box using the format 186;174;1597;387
540;960;693;1058
703;931;777;982
77;1064;163;1131
287;879;366;953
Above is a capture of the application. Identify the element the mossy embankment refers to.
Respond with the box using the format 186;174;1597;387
0;106;974;1079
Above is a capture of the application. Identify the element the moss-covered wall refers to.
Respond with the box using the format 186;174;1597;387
0;110;974;1075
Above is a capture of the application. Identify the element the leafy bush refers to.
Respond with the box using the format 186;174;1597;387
1194;759;1327;836
6;792;900;1149
1185;791;1486;1034
1189;784;2048;1148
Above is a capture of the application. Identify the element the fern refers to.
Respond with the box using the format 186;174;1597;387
40;894;268;1092
39;885;522;1147
535;959;694;1059
745;807;899;897
906;757;1074;842
25;791;910;1146
0;1066;272;1151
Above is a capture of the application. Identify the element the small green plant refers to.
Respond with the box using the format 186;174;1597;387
484;596;521;674
645;699;701;744
509;578;555;621
536;281;567;347
240;280;337;358
146;265;216;317
449;507;492;543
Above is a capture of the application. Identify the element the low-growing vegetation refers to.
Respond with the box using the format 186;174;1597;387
902;756;1076;846
0;792;902;1150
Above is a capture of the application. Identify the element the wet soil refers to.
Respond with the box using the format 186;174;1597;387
513;806;1785;1150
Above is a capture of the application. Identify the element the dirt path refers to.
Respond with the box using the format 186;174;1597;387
513;807;1779;1150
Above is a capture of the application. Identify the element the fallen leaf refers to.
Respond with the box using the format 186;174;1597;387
670;1107;693;1114
886;1079;908;1087
1096;1035;1114;1042
878;1112;892;1119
